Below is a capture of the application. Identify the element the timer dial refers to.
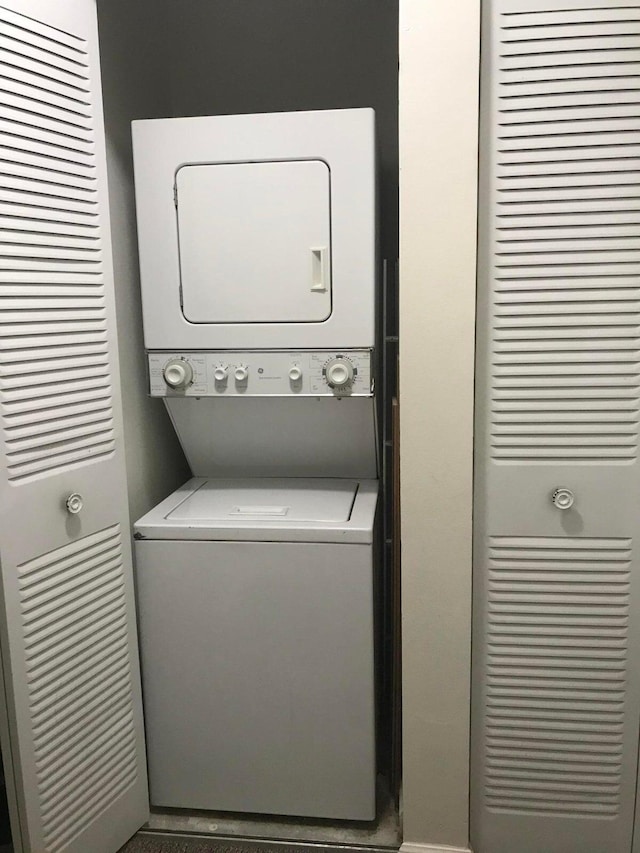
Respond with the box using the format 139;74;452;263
324;356;355;390
163;358;193;389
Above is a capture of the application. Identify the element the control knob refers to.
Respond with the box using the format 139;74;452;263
234;365;249;383
289;365;303;382
163;358;193;389
324;356;354;390
213;364;229;382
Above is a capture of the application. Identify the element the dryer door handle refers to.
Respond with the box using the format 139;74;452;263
310;247;328;292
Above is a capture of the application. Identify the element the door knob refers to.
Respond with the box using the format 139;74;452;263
66;493;84;514
551;488;574;510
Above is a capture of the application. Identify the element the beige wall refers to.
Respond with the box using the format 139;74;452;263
399;0;480;848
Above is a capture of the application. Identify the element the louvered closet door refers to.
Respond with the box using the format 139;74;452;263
472;3;640;852
0;1;148;851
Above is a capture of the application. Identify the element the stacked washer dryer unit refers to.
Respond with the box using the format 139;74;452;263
131;110;379;821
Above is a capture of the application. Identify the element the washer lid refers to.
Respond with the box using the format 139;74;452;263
166;478;358;524
134;478;378;543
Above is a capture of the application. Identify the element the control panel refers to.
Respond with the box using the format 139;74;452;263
148;351;373;397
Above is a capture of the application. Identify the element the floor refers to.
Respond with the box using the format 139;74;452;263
120;778;400;853
120;835;392;853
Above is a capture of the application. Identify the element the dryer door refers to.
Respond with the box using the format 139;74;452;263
176;160;331;324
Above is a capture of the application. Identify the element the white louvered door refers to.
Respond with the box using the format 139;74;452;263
473;2;640;852
0;1;148;851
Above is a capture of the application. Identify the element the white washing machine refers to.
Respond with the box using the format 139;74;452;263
134;478;378;820
132;108;379;821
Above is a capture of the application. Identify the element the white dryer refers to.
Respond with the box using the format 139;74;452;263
132;109;376;351
134;478;378;820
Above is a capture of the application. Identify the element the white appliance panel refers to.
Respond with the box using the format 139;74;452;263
163;398;378;481
148;350;373;396
132;109;375;350
177;160;331;324
136;540;376;820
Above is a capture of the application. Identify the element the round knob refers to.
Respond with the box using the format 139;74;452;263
163;358;193;389
66;493;83;514
289;365;302;382
324;357;354;389
551;488;574;510
234;365;249;383
213;365;229;382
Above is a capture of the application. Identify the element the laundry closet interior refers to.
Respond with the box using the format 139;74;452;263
0;1;400;850
5;1;638;852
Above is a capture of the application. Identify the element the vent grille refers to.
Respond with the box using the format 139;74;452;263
490;4;640;463
485;536;631;817
0;5;115;482
18;525;138;852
